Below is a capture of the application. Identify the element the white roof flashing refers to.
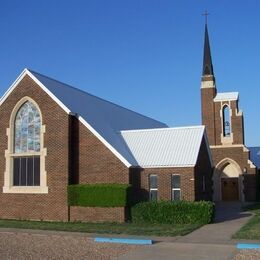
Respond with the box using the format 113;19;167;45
214;92;239;102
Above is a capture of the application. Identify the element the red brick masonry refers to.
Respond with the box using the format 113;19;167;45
70;207;126;223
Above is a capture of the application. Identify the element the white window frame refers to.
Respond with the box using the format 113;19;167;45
149;174;158;201
171;174;181;201
3;97;48;194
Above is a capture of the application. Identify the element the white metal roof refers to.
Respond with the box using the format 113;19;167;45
214;92;239;102
120;126;206;167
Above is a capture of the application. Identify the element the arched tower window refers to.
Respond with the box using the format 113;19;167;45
3;97;48;193
223;105;231;137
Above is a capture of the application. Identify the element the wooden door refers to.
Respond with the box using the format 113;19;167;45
221;178;239;201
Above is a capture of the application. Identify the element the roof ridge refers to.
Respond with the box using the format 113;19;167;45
28;69;166;126
120;125;204;133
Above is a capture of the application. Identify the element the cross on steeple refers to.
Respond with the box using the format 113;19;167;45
202;11;210;24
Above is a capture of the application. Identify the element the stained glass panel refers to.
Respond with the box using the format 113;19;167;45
14;101;41;153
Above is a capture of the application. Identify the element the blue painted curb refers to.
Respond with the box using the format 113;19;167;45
94;237;153;245
237;243;260;249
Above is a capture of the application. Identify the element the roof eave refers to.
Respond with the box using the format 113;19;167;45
0;69;133;168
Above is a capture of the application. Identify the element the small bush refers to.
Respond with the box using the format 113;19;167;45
68;184;131;207
131;201;214;225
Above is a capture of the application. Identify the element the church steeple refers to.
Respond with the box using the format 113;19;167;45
200;15;217;145
202;23;214;79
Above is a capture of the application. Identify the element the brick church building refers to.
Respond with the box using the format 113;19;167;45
0;68;212;222
0;23;257;222
201;23;257;202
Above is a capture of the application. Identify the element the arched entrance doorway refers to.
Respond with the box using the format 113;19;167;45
213;159;244;201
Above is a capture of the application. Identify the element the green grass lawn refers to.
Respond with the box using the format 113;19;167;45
0;219;201;237
233;203;260;240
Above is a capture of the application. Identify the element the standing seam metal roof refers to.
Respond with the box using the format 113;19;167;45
29;70;168;166
120;126;206;167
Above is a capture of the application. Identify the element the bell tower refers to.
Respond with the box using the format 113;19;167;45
199;16;256;202
201;22;217;145
200;21;245;146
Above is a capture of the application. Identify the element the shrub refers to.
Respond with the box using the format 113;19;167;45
68;183;131;207
131;200;214;224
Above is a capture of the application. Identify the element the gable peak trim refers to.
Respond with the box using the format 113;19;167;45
0;69;132;168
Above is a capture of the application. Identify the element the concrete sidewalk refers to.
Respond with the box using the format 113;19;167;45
119;202;255;260
119;242;236;260
176;202;252;244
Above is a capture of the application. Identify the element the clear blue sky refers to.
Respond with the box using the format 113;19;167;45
1;0;260;146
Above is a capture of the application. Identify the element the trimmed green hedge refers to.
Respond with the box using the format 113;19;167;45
68;184;131;207
132;201;214;224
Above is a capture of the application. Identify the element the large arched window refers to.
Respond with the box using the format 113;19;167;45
13;101;41;186
223;105;231;137
14;101;41;153
3;97;48;193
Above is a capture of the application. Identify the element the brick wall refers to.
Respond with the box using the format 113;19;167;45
201;86;216;145
132;167;196;201
0;75;69;221
0;75;130;222
78;121;129;185
70;206;126;222
194;137;213;201
211;147;254;174
213;100;244;146
230;100;244;145
244;174;257;201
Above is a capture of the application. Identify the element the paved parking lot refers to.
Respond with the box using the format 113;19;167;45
234;250;260;260
0;230;139;260
0;229;260;260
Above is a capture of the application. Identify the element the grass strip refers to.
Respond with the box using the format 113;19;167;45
0;219;201;237
233;203;260;240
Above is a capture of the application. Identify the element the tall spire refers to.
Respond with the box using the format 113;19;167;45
202;23;214;78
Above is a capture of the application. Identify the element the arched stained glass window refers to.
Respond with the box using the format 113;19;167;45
4;97;48;193
14;101;41;153
223;105;231;137
13;101;41;186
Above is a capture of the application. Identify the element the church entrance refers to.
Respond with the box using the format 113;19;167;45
213;159;243;201
221;177;239;201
